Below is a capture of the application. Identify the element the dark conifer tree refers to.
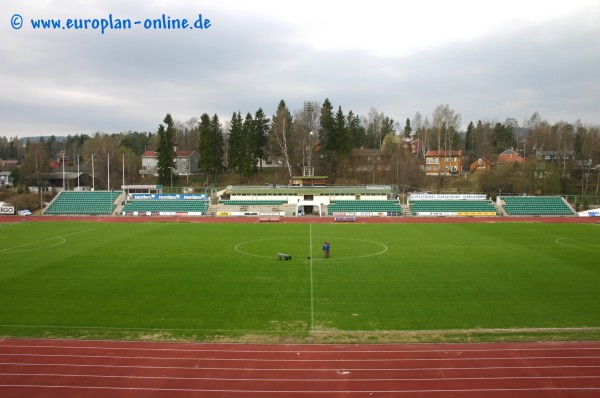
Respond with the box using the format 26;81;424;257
156;113;176;187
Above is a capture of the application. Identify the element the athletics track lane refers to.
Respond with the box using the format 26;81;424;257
1;339;599;397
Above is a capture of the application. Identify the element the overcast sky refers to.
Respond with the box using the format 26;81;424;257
1;0;599;137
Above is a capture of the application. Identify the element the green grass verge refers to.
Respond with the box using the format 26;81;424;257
1;221;599;343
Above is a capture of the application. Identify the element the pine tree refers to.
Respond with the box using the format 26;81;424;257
404;118;412;138
240;112;258;179
347;110;366;148
319;98;335;152
253;108;270;170
334;106;351;155
209;114;224;177
198;113;212;173
227;112;244;174
156;113;176;187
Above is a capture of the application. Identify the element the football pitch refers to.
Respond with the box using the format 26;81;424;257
1;220;599;343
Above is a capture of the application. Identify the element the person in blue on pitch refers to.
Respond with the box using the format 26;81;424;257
323;241;330;258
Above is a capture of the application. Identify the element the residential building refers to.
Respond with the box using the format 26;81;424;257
140;150;200;176
535;149;575;163
497;148;526;164
469;158;493;175
424;150;462;175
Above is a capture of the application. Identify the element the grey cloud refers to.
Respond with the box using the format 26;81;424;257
1;2;599;137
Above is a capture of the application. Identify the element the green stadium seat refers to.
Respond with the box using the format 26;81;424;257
45;191;121;215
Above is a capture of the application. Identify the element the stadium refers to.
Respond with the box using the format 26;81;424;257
1;186;599;396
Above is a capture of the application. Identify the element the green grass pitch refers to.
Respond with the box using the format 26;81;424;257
1;221;599;343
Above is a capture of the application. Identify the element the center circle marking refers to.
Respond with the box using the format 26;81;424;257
235;237;387;261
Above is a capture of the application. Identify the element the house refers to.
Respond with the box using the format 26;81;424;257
424;150;462;175
469;158;493;175
0;171;13;187
140;150;200;176
0;159;19;171
535;149;575;163
56;151;71;165
32;171;94;192
497;148;525;164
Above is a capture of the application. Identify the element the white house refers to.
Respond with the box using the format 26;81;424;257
140;150;200;176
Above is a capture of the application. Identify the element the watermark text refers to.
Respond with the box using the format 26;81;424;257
11;13;212;34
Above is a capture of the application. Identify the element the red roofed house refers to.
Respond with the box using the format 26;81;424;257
140;150;200;177
424;150;462;176
469;157;494;175
497;148;525;164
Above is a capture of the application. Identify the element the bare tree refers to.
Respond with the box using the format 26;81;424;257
292;102;320;175
366;107;384;149
267;100;294;178
81;134;121;190
431;104;461;151
20;141;51;188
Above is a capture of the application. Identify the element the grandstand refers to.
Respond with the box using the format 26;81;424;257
327;200;403;216
121;193;209;216
44;191;122;215
408;194;498;216
500;196;575;216
221;185;397;217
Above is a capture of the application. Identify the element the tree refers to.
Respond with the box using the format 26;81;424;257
403;118;412;138
227;111;244;174
332;106;352;181
381;116;396;145
412;111;430;158
431;104;461;151
253;108;270;170
524;112;550;156
156;113;176;187
239;113;259;179
464;121;476;163
365;107;384;149
20;141;51;187
347;110;366;149
198;114;212;173
121;131;151;156
267;100;294;178
119;146;141;185
334;106;351;155
317;99;336;177
175;117;199;152
81;133;122;190
491;122;514;152
292;103;320;174
198;113;224;183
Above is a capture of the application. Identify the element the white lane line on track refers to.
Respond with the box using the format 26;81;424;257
2;362;600;372
1;372;600;382
0;385;599;394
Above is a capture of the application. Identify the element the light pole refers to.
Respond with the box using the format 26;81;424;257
308;131;313;175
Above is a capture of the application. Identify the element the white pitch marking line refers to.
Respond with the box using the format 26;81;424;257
2;343;600;354
309;223;315;332
0;228;95;253
2;353;600;362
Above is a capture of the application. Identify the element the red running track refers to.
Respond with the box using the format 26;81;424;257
0;339;599;397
